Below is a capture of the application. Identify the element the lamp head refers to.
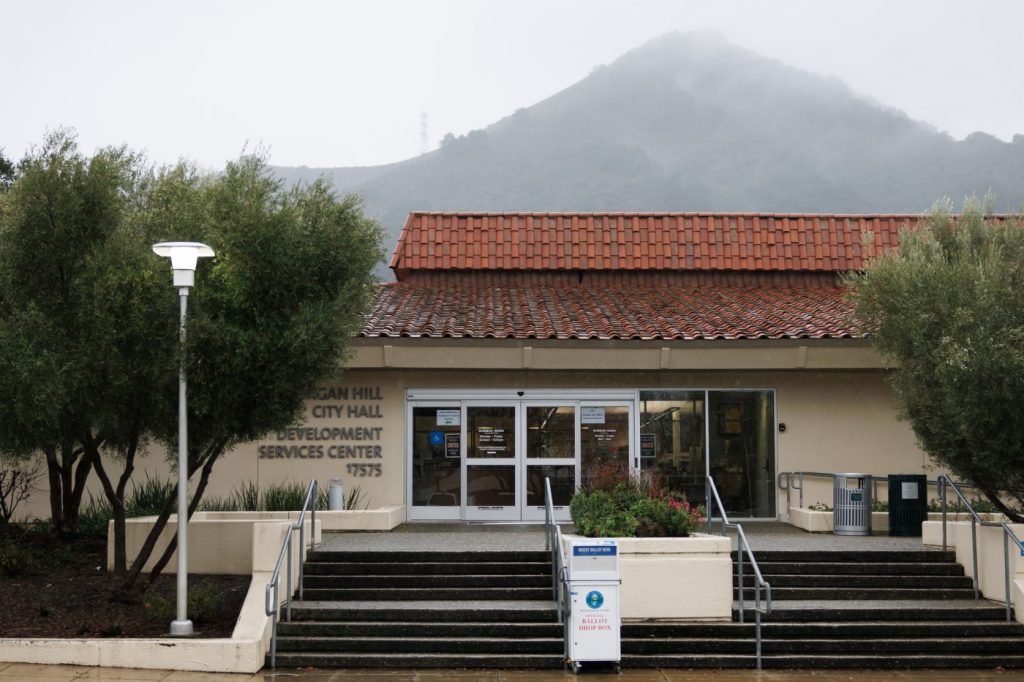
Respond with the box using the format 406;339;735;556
152;242;215;288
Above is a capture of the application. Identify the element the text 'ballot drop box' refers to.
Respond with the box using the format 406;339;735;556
568;538;621;672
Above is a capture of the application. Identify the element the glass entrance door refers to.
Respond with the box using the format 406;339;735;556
580;403;632;488
463;404;520;521
521;404;576;522
408;393;635;522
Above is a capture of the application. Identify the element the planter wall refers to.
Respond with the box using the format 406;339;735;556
563;534;732;620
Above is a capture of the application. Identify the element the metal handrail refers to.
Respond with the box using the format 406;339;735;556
265;479;319;669
778;470;981;513
706;475;772;670
543;477;570;664
939;476;1021;622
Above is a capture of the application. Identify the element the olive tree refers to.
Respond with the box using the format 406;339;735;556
848;197;1024;522
0;132;383;589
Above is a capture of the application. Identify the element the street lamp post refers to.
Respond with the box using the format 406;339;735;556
152;241;215;637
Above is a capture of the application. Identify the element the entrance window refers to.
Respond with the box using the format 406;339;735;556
639;391;706;506
708;391;776;518
468;406;516;458
527;406;575;458
411;406;461;506
580;405;630;484
639;389;776;518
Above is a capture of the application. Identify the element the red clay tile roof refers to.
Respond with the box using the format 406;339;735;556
390;212;920;277
362;280;856;340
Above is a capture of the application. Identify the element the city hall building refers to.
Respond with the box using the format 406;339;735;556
211;211;932;523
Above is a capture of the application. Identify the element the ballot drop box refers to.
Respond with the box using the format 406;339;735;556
567;538;621;672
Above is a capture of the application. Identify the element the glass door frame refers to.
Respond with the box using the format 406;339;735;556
463;401;521;521
406;400;463;521
406;389;637;522
520;401;579;522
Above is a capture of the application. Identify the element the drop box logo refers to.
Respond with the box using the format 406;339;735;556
585;590;604;609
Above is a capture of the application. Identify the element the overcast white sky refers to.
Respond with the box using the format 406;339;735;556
4;0;1023;170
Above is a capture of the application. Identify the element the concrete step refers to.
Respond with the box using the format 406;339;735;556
749;600;1011;621
737;550;957;563
306;550;551;564
275;635;563;654
277;620;564;638
304;561;552;576
738;561;965;576
299;586;553;601
761;620;1024;638
290;600;559;623
741;586;977;600
735;574;973;589
757;654;1024;669
303;573;552;589
269;652;565;669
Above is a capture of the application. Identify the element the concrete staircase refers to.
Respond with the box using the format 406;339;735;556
270;544;1024;670
269;548;564;668
621;548;1024;669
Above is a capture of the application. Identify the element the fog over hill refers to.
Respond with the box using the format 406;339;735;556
274;32;1024;270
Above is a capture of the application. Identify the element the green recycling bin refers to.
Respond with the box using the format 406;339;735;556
888;474;928;537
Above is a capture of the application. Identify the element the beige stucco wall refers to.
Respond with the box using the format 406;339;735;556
15;339;931;524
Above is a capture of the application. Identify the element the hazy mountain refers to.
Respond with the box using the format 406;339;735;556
275;32;1024;270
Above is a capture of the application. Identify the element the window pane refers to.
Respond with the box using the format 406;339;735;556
580;406;629;482
527;406;575;458
467;406;516;458
708;390;776;518
639;390;706;507
467;465;516;507
526;465;575;506
411;406;461;506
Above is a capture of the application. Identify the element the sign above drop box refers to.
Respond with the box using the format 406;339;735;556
570;539;619;581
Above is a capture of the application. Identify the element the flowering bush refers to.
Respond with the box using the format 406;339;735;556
571;463;705;538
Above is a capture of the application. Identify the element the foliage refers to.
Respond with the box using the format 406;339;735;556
260;481;309;512
78;495;114;539
571;468;704;538
229;481;261;512
871;499;888;512
848;197;1024;522
0;130;383;587
144;578;226;626
0;457;43;525
806;502;832;512
125;475;175;518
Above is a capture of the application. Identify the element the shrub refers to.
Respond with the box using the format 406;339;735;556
198;495;239;512
126;475;175;518
261;481;309;511
570;471;704;538
230;481;261;512
78;495;113;539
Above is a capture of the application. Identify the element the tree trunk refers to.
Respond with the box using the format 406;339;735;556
43;442;94;536
147;451;219;583
980;486;1024;524
88;433;137;574
121;483;177;592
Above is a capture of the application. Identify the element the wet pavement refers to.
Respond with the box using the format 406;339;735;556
4;663;1024;680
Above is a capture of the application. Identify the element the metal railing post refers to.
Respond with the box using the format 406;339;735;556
970;517;979;599
940;478;947;551
1004;530;1012;623
737;548;745;623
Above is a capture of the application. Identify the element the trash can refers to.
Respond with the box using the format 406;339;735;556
567;538;621;673
328;478;345;511
833;473;872;536
888;474;927;537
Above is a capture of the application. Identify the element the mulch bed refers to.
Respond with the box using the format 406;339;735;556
0;525;248;638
